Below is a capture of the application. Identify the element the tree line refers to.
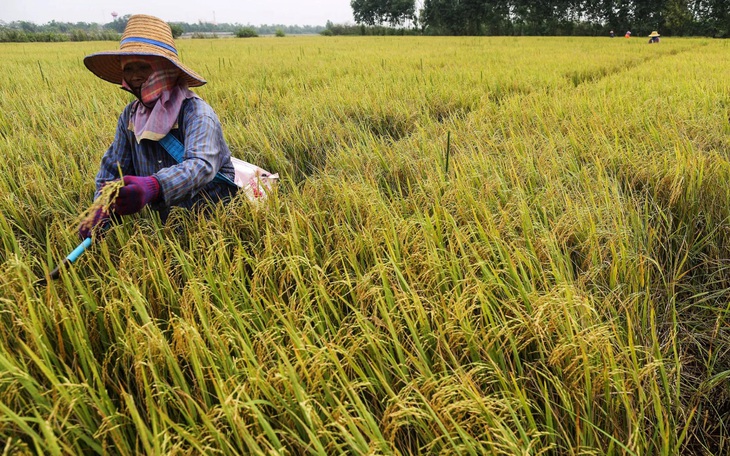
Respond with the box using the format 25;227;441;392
0;20;120;42
0;17;326;43
352;0;729;37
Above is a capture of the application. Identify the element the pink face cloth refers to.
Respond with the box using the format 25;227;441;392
121;56;198;142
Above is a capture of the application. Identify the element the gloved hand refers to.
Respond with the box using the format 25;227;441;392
113;175;161;215
78;207;110;240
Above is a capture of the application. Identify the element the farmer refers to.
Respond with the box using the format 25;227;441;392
79;14;236;239
624;31;631;38
648;31;660;43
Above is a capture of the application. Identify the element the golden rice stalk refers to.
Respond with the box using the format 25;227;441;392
75;180;125;235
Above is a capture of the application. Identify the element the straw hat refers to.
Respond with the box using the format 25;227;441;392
649;31;660;37
84;14;205;87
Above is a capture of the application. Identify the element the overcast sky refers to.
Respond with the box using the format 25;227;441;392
1;0;355;26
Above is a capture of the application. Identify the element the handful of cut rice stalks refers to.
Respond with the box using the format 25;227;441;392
76;180;125;237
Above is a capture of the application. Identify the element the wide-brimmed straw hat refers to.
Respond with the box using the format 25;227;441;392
648;31;660;37
84;14;206;87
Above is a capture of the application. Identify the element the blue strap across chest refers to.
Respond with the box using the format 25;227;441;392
159;133;236;187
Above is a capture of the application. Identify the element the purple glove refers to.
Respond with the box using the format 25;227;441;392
78;207;109;240
113;175;161;215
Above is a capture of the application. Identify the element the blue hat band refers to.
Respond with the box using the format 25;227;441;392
120;37;177;55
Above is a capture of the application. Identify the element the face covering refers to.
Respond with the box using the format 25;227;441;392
121;56;198;142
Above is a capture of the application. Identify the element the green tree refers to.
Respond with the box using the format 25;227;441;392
704;0;729;36
169;23;184;38
422;0;510;35
351;0;416;26
235;27;258;38
663;0;693;34
633;0;667;32
18;21;38;32
105;15;130;33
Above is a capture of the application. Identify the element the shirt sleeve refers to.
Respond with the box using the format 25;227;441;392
94;105;133;199
153;100;225;206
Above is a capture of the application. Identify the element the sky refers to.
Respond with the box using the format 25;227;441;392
0;0;355;26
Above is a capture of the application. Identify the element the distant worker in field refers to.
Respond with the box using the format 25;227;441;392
610;30;615;38
625;31;631;38
79;14;237;238
648;31;661;43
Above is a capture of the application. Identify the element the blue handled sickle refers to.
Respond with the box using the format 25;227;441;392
36;237;93;286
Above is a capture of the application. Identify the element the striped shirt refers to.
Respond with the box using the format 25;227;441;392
95;97;236;212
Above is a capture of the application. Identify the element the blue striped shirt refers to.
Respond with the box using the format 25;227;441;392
95;97;236;211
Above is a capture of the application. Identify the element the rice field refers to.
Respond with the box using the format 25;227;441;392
0;35;729;455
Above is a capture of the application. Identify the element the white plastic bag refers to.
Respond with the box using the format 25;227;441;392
231;157;279;202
